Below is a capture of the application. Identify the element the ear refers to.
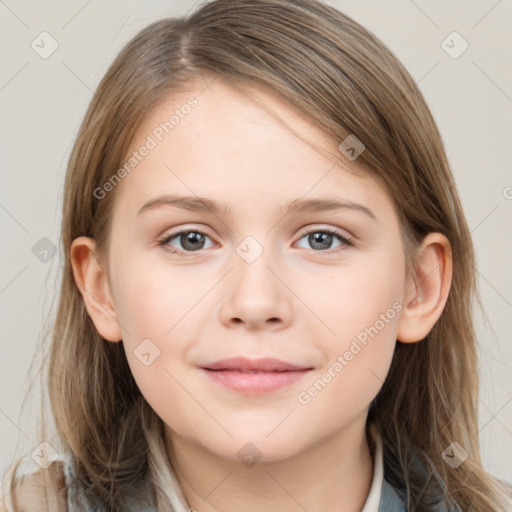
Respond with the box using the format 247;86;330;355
69;236;123;342
396;232;453;343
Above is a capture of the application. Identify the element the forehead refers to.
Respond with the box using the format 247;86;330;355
111;77;393;221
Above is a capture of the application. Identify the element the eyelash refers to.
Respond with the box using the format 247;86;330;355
158;227;354;257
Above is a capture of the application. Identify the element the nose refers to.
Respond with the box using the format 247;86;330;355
217;251;293;331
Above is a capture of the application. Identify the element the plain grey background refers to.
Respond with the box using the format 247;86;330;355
1;0;511;484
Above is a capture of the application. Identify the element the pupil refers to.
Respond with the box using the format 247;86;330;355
310;232;331;250
183;232;204;250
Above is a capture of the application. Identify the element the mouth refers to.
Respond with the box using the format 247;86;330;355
200;357;313;394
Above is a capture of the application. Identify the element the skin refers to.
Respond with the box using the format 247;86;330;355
71;76;452;512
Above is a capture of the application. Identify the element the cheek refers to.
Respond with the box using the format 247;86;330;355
295;252;404;406
302;250;404;345
112;257;199;342
111;260;204;406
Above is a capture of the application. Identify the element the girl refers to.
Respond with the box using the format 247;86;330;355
2;0;511;510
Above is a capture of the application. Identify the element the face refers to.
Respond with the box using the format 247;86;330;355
102;76;408;462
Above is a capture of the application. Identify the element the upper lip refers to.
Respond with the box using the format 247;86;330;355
201;357;312;372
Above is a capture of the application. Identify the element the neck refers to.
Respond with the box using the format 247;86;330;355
164;416;375;512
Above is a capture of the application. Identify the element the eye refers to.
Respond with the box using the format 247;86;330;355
295;228;353;252
158;226;353;257
158;229;215;256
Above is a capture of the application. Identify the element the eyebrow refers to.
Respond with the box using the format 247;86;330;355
136;194;377;221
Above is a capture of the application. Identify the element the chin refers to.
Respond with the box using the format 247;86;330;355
201;432;308;465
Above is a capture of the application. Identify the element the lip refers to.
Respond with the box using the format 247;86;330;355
200;357;313;395
201;356;311;372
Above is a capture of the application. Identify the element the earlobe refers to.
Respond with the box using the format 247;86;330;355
396;233;453;344
69;236;123;342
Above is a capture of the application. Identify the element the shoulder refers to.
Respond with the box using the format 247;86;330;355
2;460;68;512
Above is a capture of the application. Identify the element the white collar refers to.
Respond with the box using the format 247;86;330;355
361;421;384;512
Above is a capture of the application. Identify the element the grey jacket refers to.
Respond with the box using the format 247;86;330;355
378;477;460;511
62;460;462;512
379;478;408;511
376;455;463;512
64;475;460;511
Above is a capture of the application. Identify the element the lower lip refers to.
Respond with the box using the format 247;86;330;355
201;369;311;394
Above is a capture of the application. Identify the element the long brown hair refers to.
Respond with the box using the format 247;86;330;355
3;0;511;510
